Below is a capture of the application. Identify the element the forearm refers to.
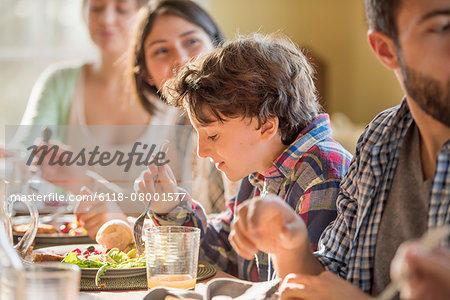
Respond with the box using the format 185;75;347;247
273;237;324;278
150;196;208;232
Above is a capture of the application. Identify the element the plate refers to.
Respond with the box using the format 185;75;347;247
13;215;94;246
34;244;146;279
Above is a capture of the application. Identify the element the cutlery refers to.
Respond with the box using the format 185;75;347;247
39;204;74;224
29;126;52;193
133;140;169;254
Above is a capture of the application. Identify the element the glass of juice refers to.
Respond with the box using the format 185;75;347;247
145;226;200;290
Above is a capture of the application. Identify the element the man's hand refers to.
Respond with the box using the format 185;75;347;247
391;241;450;300
229;194;307;259
74;187;127;240
280;271;372;300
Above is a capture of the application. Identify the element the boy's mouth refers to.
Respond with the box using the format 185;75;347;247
215;161;225;169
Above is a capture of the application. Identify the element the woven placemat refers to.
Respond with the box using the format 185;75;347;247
80;261;217;291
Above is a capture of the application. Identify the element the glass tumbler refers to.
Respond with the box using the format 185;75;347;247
23;262;80;300
145;226;200;290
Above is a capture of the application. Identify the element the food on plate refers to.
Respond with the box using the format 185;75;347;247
61;244;145;286
59;221;87;236
13;221;86;236
96;219;134;251
33;253;65;262
14;223;57;234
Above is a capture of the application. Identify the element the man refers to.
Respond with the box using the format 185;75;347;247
229;0;450;298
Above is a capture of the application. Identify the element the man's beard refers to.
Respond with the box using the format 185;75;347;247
397;50;450;127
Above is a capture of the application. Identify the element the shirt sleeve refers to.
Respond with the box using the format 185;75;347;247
18;64;80;146
313;126;370;278
21;65;76;126
314;169;359;278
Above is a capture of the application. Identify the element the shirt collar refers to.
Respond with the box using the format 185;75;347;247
248;113;333;188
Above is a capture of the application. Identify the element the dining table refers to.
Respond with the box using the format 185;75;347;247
78;269;236;300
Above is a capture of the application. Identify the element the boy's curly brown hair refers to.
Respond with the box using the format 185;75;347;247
165;34;321;145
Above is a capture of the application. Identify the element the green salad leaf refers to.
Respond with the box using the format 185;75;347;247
107;248;128;263
61;248;146;287
62;252;104;268
116;257;146;268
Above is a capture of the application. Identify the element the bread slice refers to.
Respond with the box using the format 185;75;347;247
33;253;65;263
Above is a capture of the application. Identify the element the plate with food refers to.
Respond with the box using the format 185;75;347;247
13;214;94;245
33;220;146;286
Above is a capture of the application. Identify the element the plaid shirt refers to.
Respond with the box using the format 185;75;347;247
152;114;352;281
315;100;450;294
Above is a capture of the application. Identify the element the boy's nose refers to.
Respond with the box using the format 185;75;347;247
197;135;211;159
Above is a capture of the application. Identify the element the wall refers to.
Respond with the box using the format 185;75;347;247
208;0;404;125
0;0;405;144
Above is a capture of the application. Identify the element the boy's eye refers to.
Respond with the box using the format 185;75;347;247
207;134;218;141
438;24;450;32
430;24;450;33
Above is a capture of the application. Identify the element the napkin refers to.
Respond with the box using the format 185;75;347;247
144;278;281;300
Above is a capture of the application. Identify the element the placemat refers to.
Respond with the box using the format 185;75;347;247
80;261;217;291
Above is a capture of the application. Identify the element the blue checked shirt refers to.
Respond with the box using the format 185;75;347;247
315;100;450;294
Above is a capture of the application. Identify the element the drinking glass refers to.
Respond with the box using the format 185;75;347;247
145;226;200;289
23;262;80;300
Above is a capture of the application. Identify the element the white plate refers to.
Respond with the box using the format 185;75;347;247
35;244;146;279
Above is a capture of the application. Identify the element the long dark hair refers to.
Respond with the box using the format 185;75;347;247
131;0;225;115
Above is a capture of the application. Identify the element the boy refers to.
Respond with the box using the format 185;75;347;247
138;34;352;281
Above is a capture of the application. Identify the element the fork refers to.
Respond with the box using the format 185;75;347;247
133;140;169;254
29;126;52;193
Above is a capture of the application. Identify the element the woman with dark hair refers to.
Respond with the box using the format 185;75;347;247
128;0;239;217
132;0;225;114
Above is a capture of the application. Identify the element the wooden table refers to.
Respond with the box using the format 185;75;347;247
79;270;235;300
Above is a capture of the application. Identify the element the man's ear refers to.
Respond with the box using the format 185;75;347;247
259;116;279;142
367;30;399;70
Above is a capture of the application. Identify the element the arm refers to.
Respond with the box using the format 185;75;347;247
21;64;79;126
139;168;248;276
18;65;80;148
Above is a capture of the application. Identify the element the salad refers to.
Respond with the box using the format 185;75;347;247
62;245;145;286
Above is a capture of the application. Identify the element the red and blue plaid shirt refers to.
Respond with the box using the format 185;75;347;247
152;114;352;281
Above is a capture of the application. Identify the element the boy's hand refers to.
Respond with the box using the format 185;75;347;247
229;193;308;260
136;162;178;214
